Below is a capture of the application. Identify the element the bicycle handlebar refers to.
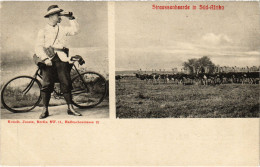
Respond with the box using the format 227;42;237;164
71;57;85;65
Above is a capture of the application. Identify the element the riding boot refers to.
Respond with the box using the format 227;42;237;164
39;92;51;119
39;106;49;119
67;104;82;116
63;92;82;116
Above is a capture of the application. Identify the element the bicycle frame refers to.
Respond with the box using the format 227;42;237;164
20;68;42;96
26;64;89;96
71;64;89;89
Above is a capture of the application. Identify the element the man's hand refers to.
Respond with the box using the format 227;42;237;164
70;55;85;65
60;12;75;20
45;59;52;66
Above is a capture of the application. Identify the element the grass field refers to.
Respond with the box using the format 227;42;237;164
116;78;259;118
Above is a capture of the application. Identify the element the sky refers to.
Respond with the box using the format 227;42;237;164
1;1;108;57
115;2;260;71
1;2;259;72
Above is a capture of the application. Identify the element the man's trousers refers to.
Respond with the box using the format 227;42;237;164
40;55;73;105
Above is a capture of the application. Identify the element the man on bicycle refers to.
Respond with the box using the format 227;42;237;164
35;5;83;119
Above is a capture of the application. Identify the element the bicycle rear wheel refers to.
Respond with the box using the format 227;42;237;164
71;71;108;108
1;76;42;113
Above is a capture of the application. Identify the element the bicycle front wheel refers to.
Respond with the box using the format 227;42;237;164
71;71;108;108
1;76;42;113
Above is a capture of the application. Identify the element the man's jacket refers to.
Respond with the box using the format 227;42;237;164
35;20;79;64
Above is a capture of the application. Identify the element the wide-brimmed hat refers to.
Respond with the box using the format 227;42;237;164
44;5;63;18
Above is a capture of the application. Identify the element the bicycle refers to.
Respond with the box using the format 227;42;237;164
1;59;108;113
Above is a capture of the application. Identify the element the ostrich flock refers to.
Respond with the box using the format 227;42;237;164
116;66;260;85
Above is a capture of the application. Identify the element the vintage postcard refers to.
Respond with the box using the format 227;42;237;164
115;1;260;118
0;1;259;166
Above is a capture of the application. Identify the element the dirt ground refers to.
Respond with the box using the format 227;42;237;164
1;100;109;119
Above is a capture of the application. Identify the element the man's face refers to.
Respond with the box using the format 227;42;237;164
49;13;62;24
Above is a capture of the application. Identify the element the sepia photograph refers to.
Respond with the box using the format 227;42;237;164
1;2;109;119
116;2;260;118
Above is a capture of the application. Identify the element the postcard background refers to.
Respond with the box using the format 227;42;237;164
1;119;259;166
1;1;259;166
